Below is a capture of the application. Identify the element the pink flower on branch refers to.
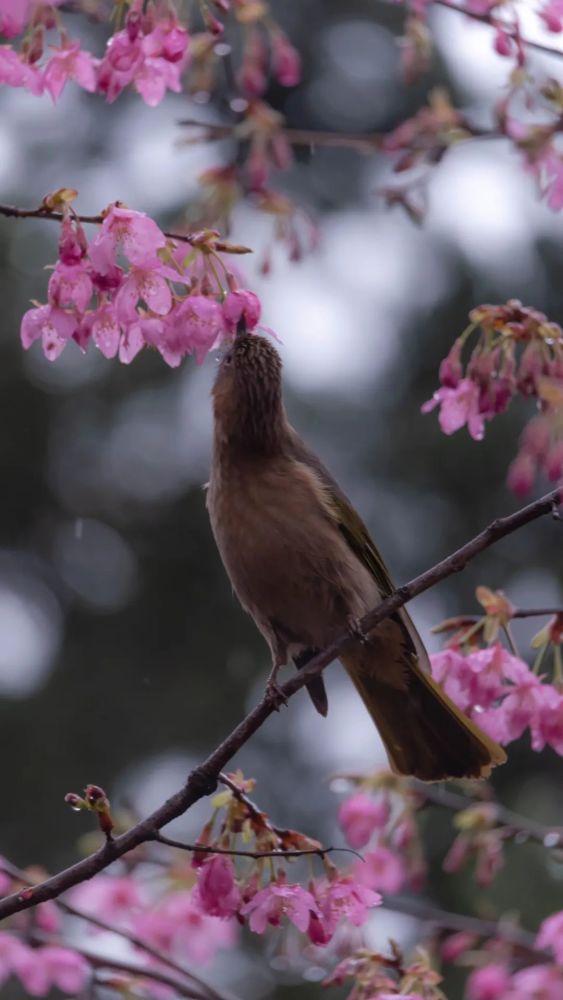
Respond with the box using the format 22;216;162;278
338;791;390;849
239;879;318;935
43;40;98;101
196;856;242;918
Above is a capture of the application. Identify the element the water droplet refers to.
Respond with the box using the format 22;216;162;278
70;805;82;813
230;97;248;114
544;832;561;848
214;42;231;57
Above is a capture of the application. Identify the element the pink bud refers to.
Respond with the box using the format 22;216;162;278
467;964;512;1000
507;450;536;496
197;857;241;918
521;417;551;459
271;31;301;86
269;131;293;171
441;930;477;962
546;440;563;481
439;339;463;388
247;143;269;191
493;28;513;56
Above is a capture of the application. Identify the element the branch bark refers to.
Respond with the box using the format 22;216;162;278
0;203;251;255
0;487;559;922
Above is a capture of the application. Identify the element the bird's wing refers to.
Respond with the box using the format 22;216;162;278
286;427;425;663
286;428;395;594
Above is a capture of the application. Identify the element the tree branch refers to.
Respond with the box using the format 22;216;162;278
0;203;252;255
0;487;559;922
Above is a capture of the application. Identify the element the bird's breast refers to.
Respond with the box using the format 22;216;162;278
207;454;380;649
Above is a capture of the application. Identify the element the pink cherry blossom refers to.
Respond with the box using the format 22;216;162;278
338;792;390;849
509;964;563;1000
422;377;485;440
20;304;77;361
0;46;43;94
97;14;189;106
531;685;563;754
70;875;143;924
43;40;98;101
353;846;406;894
115;268;172;322
48;262;93;312
540;0;563;32
90;304;121;358
222;289;261;333
314;876;381;935
89;206;166;274
134;890;237;964
196;857;242;919
40;947;89;994
161;295;227;365
271;31;301;86
467;964;512;1000
0;0;31;38
97;30;144;103
240;880;318;934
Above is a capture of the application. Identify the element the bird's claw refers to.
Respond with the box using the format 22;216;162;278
265;660;288;709
347;615;368;644
266;678;288;709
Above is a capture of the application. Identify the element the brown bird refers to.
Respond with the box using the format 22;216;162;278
207;328;507;781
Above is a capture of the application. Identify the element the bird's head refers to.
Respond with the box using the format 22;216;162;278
212;327;285;454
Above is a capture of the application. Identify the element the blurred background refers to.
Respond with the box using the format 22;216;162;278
1;1;563;997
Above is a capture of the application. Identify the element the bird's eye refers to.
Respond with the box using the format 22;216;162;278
223;350;233;366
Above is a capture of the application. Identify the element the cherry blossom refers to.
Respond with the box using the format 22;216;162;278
43;40;98;101
338;791;390;849
239;879;318;934
196;856;242;918
353;845;407;894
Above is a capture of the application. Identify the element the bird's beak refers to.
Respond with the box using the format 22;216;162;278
235;316;247;340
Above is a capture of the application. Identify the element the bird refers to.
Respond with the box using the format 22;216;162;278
206;326;507;781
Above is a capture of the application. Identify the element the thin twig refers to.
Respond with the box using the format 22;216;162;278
0;203;251;254
179;118;381;153
154;831;358;860
0;487;559;922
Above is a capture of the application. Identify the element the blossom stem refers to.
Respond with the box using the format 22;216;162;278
154;831;360;860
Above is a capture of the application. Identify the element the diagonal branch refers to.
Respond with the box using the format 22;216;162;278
0;487;559;922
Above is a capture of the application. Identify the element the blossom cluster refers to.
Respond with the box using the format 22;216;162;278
0;0;300;107
430;586;563;753
459;909;563;1000
338;775;425;896
0;772;384;996
422;300;563;494
20;199;263;367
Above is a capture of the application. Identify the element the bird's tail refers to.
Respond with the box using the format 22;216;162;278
341;610;506;781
